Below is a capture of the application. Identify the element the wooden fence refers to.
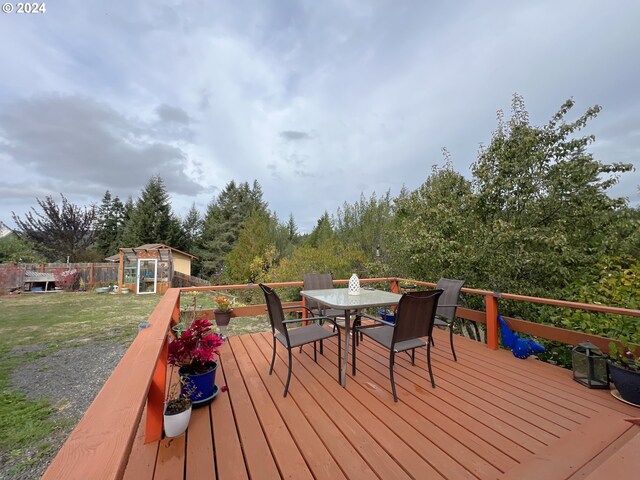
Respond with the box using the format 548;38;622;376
0;263;118;293
172;271;211;288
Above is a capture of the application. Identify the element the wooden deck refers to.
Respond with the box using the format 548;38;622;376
123;328;640;480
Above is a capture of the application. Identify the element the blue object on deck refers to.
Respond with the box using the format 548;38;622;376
378;309;395;324
498;315;545;359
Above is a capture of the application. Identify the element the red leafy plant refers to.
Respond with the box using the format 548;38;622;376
168;318;225;374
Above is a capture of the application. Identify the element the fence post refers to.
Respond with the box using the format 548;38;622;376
390;279;399;293
486;293;499;350
89;263;94;288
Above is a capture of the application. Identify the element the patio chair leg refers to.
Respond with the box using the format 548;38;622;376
390;352;398;402
284;348;293;397
430;336;435;346
269;336;277;375
314;341;317;362
449;324;457;361
411;348;415;366
427;341;436;388
320;338;323;355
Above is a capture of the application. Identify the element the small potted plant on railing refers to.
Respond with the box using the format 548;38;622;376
163;376;197;437
213;295;234;333
608;340;640;406
168;318;224;407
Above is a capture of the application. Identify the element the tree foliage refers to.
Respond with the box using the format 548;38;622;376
94;190;127;257
334;191;394;260
182;203;203;254
12;194;96;262
223;210;279;284
394;94;635;299
120;175;186;250
0;235;45;263
197;180;267;278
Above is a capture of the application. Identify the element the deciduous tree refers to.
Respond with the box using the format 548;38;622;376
12;194;96;262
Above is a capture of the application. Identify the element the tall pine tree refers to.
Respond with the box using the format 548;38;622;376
120;175;187;249
197;180;267;278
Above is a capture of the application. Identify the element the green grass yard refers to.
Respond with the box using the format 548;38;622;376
0;290;271;477
0;292;160;476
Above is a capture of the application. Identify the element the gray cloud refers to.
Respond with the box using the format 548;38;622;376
280;130;312;141
0;94;203;201
156;104;191;124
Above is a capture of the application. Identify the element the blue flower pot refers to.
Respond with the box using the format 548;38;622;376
609;362;640;406
378;309;395;324
179;362;218;407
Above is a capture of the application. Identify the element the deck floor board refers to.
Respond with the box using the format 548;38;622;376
124;329;639;480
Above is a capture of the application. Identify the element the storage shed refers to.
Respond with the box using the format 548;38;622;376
105;244;196;295
23;271;57;292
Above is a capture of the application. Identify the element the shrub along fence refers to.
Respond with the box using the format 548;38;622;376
0;262;118;293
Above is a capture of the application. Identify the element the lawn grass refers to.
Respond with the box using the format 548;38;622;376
0;292;160;475
0;290;271;476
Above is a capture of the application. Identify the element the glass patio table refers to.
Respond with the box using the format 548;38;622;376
300;288;402;386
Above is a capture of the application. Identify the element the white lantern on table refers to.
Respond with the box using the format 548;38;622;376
348;273;360;295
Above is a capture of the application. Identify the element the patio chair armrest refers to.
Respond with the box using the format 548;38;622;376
282;315;335;326
437;304;459;308
359;312;395;326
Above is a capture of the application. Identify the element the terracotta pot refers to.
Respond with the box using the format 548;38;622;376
214;310;233;327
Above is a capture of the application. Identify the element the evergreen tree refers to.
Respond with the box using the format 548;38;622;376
182;203;203;254
197;180;268;278
120;175;187;249
304;212;333;248
95;191;127;257
286;213;298;241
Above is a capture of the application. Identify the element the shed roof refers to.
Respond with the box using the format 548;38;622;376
24;271;56;282
104;243;197;262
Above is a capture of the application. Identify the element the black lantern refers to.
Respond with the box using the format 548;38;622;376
572;342;609;389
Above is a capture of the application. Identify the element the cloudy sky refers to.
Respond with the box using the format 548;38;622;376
1;0;639;233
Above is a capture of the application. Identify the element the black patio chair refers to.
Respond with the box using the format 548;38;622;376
354;289;443;402
431;278;471;361
259;283;342;397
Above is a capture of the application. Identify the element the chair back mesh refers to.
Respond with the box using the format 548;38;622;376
393;289;443;344
303;273;333;312
259;284;287;335
434;278;465;322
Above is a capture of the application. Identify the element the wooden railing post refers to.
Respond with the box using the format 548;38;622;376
486;293;499;350
390;279;399;294
145;336;167;443
145;293;179;443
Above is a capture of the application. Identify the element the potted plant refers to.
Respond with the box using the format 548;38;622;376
168;318;224;407
163;377;194;437
213;296;234;332
608;340;640;406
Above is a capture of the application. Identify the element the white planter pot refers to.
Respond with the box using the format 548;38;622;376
163;405;192;437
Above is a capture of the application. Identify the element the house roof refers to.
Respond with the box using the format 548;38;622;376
104;243;197;262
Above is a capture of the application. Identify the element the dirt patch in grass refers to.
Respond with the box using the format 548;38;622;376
3;343;127;480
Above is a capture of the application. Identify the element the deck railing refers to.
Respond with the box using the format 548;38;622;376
42;277;640;479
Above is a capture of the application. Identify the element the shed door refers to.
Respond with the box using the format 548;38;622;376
137;259;157;294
